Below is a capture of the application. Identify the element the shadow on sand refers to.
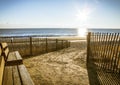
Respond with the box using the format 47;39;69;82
87;58;120;85
87;59;100;85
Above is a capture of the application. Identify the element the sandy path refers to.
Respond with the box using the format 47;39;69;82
24;40;89;85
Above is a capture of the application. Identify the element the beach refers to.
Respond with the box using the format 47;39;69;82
23;39;89;85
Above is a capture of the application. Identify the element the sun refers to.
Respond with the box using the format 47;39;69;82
78;28;87;37
76;5;92;37
77;10;89;21
76;6;92;22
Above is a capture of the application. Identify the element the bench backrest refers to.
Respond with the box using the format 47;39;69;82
1;43;9;61
0;44;1;56
0;44;5;85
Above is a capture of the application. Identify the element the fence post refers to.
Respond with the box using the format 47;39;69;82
117;51;120;75
62;40;63;49
30;37;32;56
87;32;91;63
66;40;67;48
67;40;70;48
67;40;68;48
11;37;13;51
69;41;70;47
46;38;48;52
56;39;58;50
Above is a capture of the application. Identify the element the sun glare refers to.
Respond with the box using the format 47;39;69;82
76;5;92;22
78;28;87;37
77;10;89;21
76;5;92;37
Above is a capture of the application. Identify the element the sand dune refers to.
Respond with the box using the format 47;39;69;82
23;40;89;85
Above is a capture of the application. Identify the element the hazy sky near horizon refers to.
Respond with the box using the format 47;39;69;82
0;0;120;28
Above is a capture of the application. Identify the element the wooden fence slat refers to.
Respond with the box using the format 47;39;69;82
109;33;119;72
97;33;102;67
94;33;97;59
111;34;119;72
87;32;91;63
87;32;120;74
0;36;69;57
30;37;32;56
95;33;99;62
105;33;114;70
46;38;48;52
103;33;112;70
96;33;100;67
107;33;117;71
115;34;120;73
101;33;107;69
99;33;105;68
91;33;95;59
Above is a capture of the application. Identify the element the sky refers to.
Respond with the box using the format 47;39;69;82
0;0;120;29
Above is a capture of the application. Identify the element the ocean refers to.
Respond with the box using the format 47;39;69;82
88;29;120;33
0;28;120;37
0;28;78;37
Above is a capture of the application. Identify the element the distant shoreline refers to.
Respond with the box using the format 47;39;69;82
0;28;78;37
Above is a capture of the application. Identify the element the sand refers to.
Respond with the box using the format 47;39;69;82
23;40;89;85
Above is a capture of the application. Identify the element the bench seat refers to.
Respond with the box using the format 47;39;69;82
6;51;23;66
0;56;5;85
3;64;34;85
1;43;23;66
0;44;5;85
0;43;34;85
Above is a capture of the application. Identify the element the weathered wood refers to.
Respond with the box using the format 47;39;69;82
88;32;120;72
95;33;100;64
97;33;103;67
15;51;22;60
3;64;34;85
99;33;105;67
0;56;5;85
6;52;15;61
46;38;48;52
115;45;120;72
30;37;32;56
0;37;69;56
18;65;34;85
1;42;23;66
90;33;94;58
1;43;9;61
106;33;116;71
12;66;21;85
112;33;120;72
0;42;34;85
3;66;13;85
56;39;58;50
103;33;112;69
101;33;108;69
62;40;63;49
87;32;91;63
87;32;120;84
4;47;9;60
65;40;67;48
0;45;2;56
69;41;70;47
100;33;106;68
6;51;23;66
1;43;8;50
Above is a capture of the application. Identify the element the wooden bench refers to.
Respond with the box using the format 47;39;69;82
2;64;34;85
0;44;5;85
0;43;34;85
1;43;23;66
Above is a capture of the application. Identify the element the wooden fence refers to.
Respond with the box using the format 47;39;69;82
0;36;70;57
87;32;120;74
